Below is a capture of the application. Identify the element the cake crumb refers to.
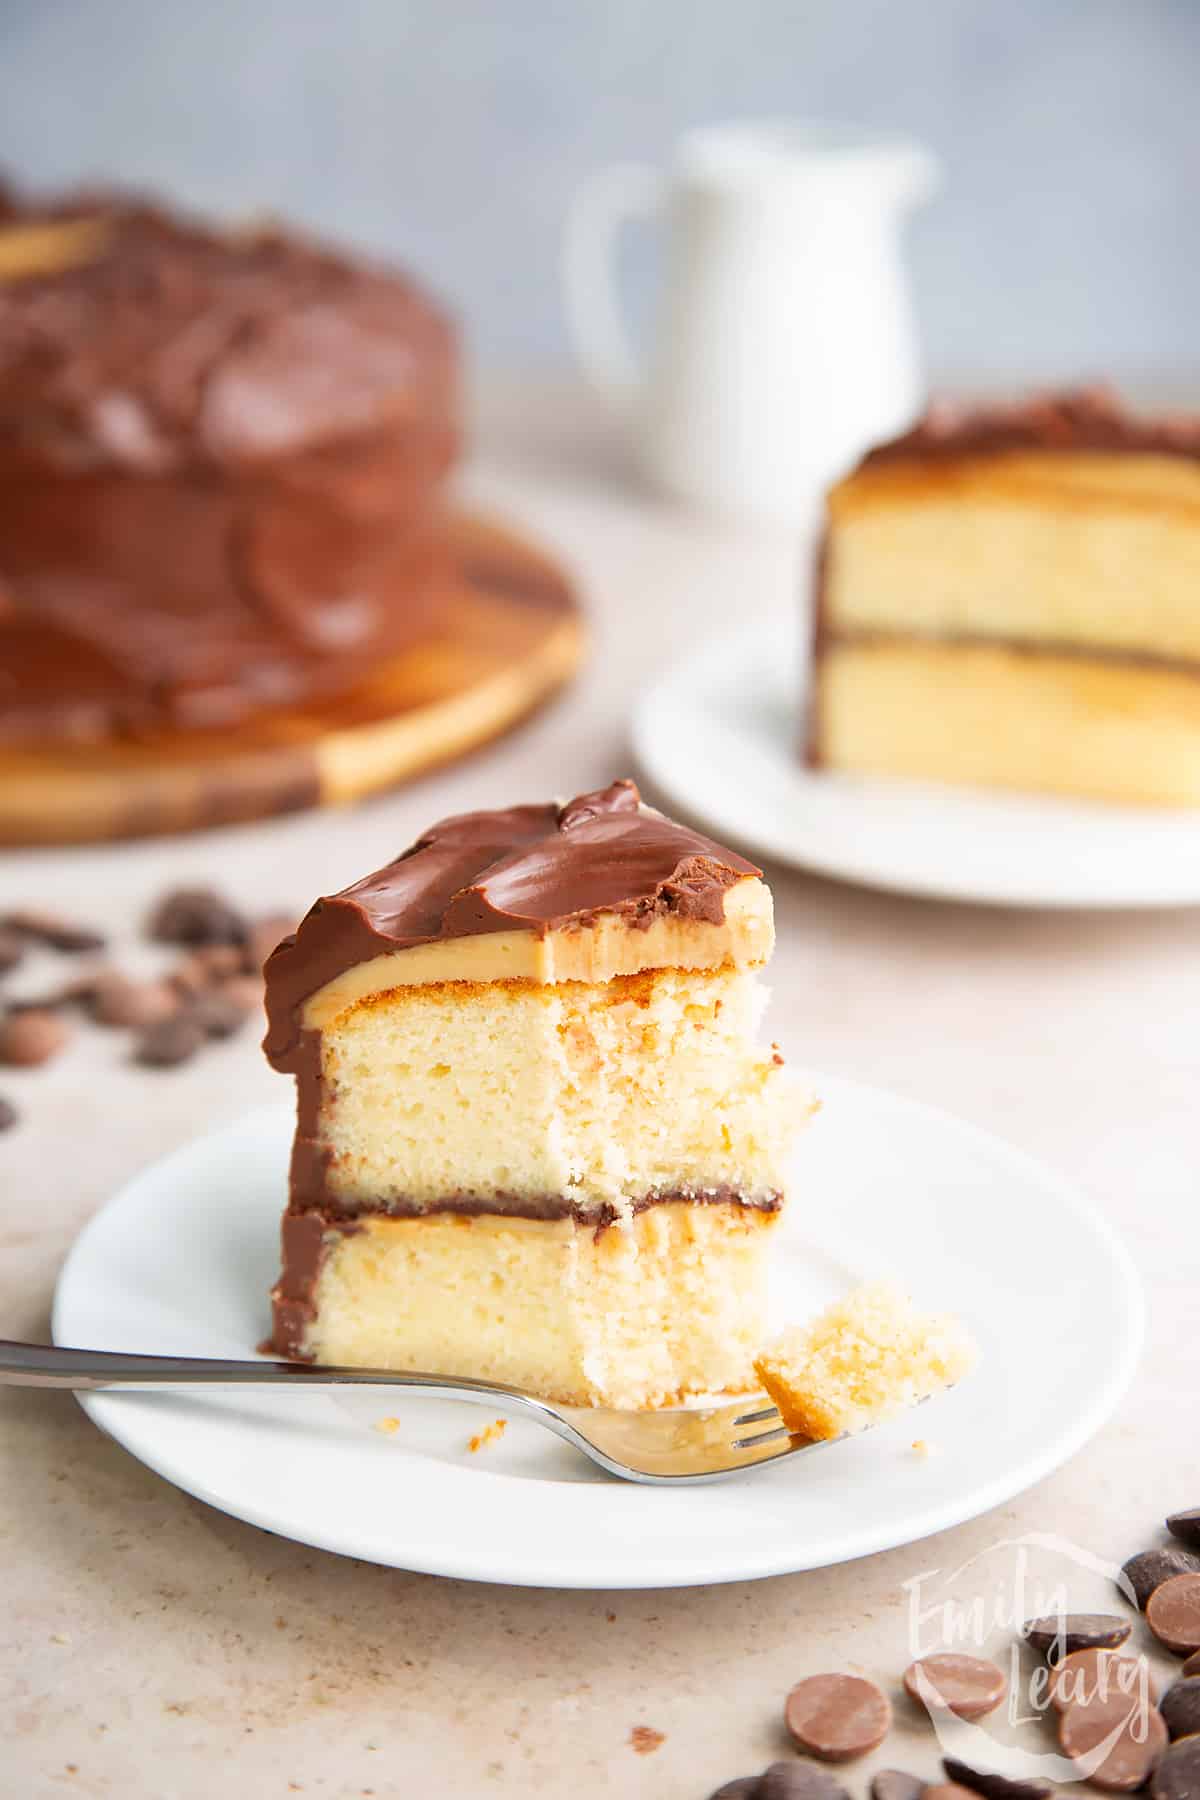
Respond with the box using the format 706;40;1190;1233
630;1726;665;1755
468;1418;508;1453
374;1416;400;1436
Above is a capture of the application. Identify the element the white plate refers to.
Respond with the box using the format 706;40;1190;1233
633;622;1200;908
53;1081;1141;1589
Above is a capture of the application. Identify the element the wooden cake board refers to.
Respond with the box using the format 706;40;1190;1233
0;512;586;847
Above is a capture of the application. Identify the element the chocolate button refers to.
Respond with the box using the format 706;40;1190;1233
4;908;105;952
941;1759;1051;1800
760;1767;851;1800
1049;1649;1160;1714
1123;1550;1200;1610
1183;1650;1200;1678
872;1772;926;1800
1161;1679;1200;1741
924;1787;979;1800
709;1780;762;1800
134;1013;206;1068
784;1674;892;1762
1148;1575;1200;1656
1152;1737;1200;1800
1059;1693;1167;1792
0;1008;71;1066
1023;1613;1131;1660
903;1654;1006;1721
1167;1512;1200;1551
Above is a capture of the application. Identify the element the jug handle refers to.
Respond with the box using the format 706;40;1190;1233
562;162;663;408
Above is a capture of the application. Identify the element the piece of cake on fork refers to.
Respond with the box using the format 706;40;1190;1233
263;779;808;1408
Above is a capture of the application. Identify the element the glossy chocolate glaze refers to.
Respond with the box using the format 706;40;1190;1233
861;385;1200;467
0;185;459;742
262;779;760;1069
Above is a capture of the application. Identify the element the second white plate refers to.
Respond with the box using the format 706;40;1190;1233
633;621;1200;908
53;1079;1141;1589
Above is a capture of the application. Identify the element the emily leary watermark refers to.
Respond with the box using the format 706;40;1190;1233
902;1532;1155;1785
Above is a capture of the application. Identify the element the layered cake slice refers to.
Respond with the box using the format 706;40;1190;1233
808;387;1200;806
263;780;806;1408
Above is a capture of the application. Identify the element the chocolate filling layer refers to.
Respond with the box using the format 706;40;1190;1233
269;1188;783;1360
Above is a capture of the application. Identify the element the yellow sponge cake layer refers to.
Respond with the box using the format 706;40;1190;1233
314;965;793;1217
827;452;1200;663
294;1204;779;1408
816;638;1200;807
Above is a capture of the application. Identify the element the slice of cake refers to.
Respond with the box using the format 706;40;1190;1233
807;387;1200;806
263;779;808;1408
754;1281;976;1441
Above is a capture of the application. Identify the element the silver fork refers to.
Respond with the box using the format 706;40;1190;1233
0;1338;840;1485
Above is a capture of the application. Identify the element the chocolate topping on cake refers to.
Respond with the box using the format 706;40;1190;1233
0;182;459;742
861;385;1200;468
263;779;759;1067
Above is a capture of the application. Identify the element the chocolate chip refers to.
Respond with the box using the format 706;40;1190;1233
1122;1550;1200;1610
0;1008;71;1067
1167;1512;1200;1551
147;887;247;947
760;1767;851;1800
0;929;25;976
1023;1613;1132;1660
1059;1692;1167;1792
89;972;180;1030
188;989;251;1039
872;1773;925;1800
3;909;106;953
1152;1737;1200;1800
941;1758;1052;1800
784;1674;892;1762
134;1013;205;1067
215;974;264;1015
0;1095;18;1131
1049;1650;1160;1714
245;913;295;975
1148;1575;1200;1656
1161;1679;1200;1741
903;1654;1006;1721
708;1781;762;1800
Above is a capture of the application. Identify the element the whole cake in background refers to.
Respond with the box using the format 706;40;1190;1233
263;779;808;1409
807;386;1200;807
0;180;458;743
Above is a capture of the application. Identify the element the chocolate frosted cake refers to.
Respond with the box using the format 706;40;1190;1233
0;183;458;742
263;779;808;1408
808;387;1200;807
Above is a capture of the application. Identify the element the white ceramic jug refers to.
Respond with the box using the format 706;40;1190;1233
563;122;939;524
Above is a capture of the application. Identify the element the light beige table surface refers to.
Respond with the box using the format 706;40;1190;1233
2;383;1197;1799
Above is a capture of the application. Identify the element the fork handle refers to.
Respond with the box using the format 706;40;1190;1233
0;1337;530;1406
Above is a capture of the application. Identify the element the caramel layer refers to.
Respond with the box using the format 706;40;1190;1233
300;874;772;1028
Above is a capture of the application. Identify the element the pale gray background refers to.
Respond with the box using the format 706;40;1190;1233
0;0;1196;381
